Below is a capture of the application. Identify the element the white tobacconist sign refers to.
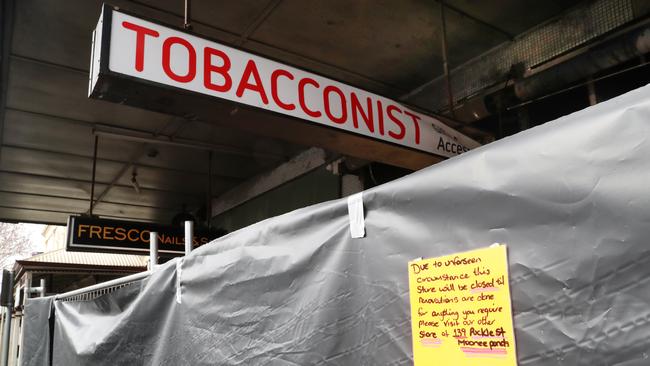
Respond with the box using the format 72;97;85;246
91;8;480;158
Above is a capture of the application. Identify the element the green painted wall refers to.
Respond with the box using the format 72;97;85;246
211;166;340;233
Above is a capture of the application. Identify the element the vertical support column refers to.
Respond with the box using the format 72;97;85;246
39;278;45;298
184;221;193;256
341;174;364;197
23;274;30;302
587;77;598;106
207;151;213;230
1;271;13;366
516;106;531;131
149;231;159;269
496;97;504;139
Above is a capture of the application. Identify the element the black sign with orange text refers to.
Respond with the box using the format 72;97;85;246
66;216;214;255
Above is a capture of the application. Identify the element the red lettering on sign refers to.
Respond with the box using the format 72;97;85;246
162;36;196;83
351;92;374;132
236;59;269;104
323;85;347;124
271;69;296;111
203;47;232;93
403;110;422;145
376;100;385;136
387;104;406;140
298;78;321;117
122;21;160;72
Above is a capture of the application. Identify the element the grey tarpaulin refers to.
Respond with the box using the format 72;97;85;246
21;297;54;366
23;84;650;365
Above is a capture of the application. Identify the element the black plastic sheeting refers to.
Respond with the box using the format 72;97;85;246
22;85;650;365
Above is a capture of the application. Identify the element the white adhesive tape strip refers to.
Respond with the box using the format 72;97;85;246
175;258;183;304
347;192;365;238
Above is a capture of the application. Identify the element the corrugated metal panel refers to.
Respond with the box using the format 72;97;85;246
21;249;148;268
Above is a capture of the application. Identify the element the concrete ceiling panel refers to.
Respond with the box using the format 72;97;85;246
6;59;176;131
135;0;272;36
0;172;93;201
252;0;442;94
0;191;179;224
1;146;124;184
89;200;179;223
0;146;235;195
0;172;204;212
0;0;589;224
2;109;280;179
0;207;71;225
12;0;104;71
0;191;91;214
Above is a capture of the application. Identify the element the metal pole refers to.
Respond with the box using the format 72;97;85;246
183;0;192;29
207;151;213;229
184;220;193;255
506;60;650;111
1;272;14;366
89;135;99;216
23;275;30;302
149;231;158;268
439;1;456;118
39;278;45;297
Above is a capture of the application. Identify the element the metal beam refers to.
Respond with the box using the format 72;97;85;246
7;107;285;162
0;190;183;216
0;204;170;225
0;204;83;216
93;128;284;161
212;147;335;217
0;189;183;211
7;106;134;129
10;53;87;74
440;1;514;40
0;170;207;197
235;0;283;47
1;144;242;181
0;0;17;163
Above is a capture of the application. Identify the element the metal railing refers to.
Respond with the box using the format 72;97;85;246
54;220;195;302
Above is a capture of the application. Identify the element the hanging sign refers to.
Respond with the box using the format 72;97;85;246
88;5;479;160
66;216;214;255
408;244;517;365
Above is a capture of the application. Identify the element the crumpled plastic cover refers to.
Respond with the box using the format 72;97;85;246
21;297;53;366
22;85;650;365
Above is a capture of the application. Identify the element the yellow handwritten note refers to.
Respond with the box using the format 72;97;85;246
408;245;517;365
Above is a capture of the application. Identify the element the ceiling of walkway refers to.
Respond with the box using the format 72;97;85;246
0;0;593;224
